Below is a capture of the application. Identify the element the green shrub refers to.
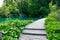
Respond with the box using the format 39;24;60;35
45;17;60;40
48;1;60;21
45;10;60;40
45;2;60;40
0;19;33;40
49;9;60;21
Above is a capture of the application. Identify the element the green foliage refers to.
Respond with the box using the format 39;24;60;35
39;7;49;18
27;0;50;17
45;2;60;40
49;11;60;21
0;0;50;18
52;0;60;9
45;17;60;40
49;1;56;12
0;0;19;18
48;1;60;21
0;19;33;40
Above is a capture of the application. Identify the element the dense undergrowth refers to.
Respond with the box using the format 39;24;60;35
45;3;60;40
45;17;60;40
0;19;33;40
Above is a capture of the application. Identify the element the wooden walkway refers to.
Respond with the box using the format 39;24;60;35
19;18;48;40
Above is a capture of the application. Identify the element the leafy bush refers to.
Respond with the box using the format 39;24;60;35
45;17;60;40
48;1;60;21
0;19;33;40
45;1;60;40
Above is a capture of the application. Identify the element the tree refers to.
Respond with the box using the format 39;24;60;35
0;0;19;18
0;0;51;18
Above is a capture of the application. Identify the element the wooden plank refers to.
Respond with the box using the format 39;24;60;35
23;30;46;34
24;28;45;30
19;34;47;40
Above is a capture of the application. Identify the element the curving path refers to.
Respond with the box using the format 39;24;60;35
19;18;48;40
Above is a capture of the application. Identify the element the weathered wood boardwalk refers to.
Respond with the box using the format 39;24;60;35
19;18;48;40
